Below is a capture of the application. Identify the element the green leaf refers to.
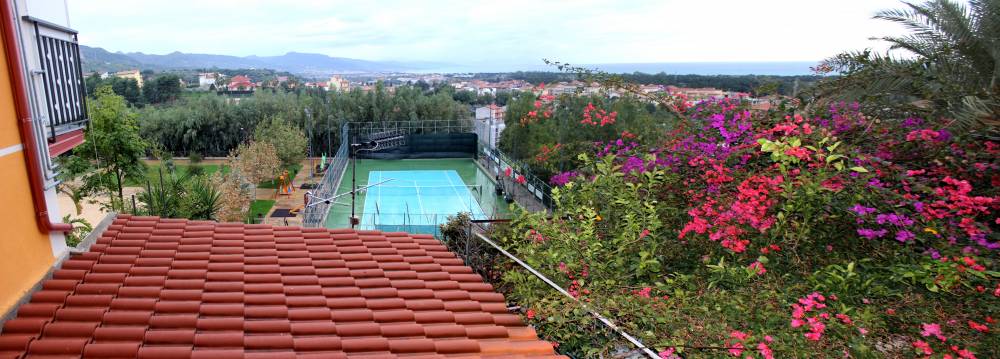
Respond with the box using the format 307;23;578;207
850;166;869;173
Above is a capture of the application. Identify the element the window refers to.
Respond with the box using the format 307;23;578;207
24;16;88;143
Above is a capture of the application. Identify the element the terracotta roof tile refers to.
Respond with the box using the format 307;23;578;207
0;215;565;358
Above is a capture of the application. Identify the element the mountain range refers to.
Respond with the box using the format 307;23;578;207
79;45;444;77
80;45;819;76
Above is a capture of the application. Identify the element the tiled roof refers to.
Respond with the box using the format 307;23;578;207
0;215;565;358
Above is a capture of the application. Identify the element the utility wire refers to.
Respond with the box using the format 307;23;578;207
470;232;661;359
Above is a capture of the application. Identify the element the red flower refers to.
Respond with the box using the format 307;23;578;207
526;309;536;319
504;167;512;177
968;320;988;333
516;175;527;185
912;340;933;355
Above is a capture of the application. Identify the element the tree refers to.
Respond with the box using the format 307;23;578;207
212;171;251;222
63;86;148;211
144;74;182;104
253;117;308;167
231;141;282;185
814;0;999;132
495;91;513;106
85;74;143;107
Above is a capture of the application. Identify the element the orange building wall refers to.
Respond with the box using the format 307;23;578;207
0;27;57;315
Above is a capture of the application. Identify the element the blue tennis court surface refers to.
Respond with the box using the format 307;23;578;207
361;170;486;233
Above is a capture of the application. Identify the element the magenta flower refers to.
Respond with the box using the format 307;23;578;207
857;228;888;240
920;322;946;341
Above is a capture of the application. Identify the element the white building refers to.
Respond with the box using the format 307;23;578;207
198;72;219;89
474;105;506;149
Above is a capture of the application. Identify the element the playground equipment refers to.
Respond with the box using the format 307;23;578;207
277;170;294;196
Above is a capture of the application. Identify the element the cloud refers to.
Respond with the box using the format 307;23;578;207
68;0;909;66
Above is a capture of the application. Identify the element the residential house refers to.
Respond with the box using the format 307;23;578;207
227;75;255;91
0;0;89;317
198;72;219;89
113;69;143;88
666;85;727;101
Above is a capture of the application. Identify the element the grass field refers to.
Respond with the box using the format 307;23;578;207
127;163;228;187
128;162;300;188
248;199;275;223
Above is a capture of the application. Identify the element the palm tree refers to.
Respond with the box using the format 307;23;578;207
814;0;998;133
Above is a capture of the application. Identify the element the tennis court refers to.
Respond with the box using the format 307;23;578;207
324;159;509;235
361;170;487;232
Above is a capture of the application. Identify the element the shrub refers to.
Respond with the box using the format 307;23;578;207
497;98;999;358
186;164;205;177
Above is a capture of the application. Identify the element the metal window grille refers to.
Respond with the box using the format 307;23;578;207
25;16;88;142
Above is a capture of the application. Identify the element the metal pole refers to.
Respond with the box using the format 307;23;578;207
306;108;313;177
351;144;357;228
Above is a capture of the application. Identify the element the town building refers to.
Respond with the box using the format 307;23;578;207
666;85;727;101
113;69;143;88
327;75;349;91
474;104;506;149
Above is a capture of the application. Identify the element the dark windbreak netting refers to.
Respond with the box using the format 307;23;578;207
360;133;478;160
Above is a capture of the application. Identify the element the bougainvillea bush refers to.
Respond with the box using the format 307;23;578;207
494;97;999;358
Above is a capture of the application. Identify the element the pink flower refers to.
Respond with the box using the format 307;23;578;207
526;309;535;319
748;261;767;275
730;330;749;341
639;229;650;239
757;342;774;359
728;342;744;356
858;327;868;335
659;347;679;359
635;287;652;298
952;347;976;359
516;175;527;185
921;323;947;342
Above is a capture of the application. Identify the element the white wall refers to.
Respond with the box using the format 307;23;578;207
24;0;70;27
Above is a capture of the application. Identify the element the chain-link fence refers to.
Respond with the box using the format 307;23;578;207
302;124;349;227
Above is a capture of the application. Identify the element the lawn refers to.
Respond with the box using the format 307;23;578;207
247;199;275;223
127;163;228;187
126;162;300;189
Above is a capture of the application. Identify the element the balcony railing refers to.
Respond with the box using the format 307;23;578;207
24;16;88;144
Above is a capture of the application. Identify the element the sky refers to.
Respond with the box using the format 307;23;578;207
66;0;910;67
